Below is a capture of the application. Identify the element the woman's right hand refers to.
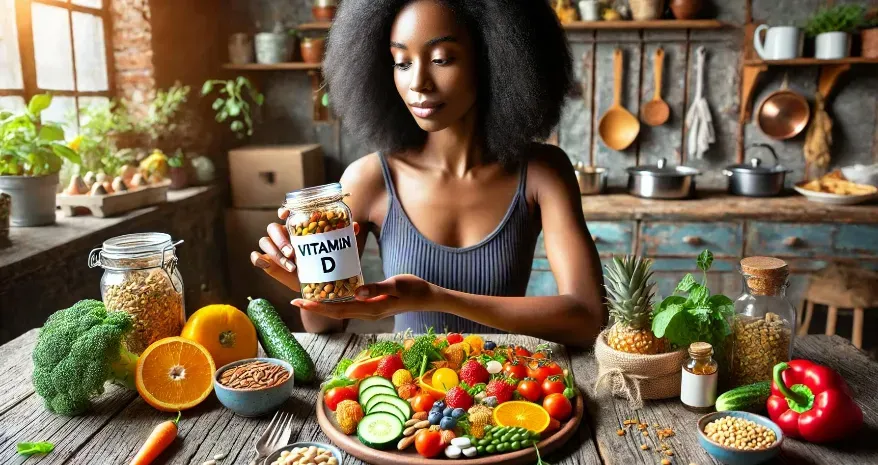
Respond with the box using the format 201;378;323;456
250;208;302;292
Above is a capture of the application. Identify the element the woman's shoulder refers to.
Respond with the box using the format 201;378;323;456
523;142;578;192
341;152;386;193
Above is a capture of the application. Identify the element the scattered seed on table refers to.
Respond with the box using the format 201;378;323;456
661;460;672;465
640;444;649;450
617;429;626;436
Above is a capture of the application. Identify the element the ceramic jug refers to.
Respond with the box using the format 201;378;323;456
753;25;801;60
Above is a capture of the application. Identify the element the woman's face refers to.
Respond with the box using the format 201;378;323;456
390;0;477;133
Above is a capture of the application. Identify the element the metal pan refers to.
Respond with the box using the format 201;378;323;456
755;73;810;140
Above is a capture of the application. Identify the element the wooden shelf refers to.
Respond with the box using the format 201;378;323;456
298;21;331;31
563;19;729;30
744;57;878;66
223;62;321;71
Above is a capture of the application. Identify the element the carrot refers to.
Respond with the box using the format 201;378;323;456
130;411;181;465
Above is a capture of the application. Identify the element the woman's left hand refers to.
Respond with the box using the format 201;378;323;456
291;274;439;320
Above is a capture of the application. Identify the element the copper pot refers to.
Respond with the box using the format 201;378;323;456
755;73;810;140
670;0;702;19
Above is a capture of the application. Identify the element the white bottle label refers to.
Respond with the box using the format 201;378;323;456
290;224;361;283
680;368;717;408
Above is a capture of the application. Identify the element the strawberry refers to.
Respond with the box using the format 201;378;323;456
446;333;464;344
485;377;516;404
458;359;489;386
376;354;405;379
444;386;473;410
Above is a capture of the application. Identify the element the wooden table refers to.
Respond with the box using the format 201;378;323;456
1;331;876;464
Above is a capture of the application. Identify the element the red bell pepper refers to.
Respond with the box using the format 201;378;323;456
766;360;863;443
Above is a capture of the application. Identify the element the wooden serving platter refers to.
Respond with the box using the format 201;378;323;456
316;395;584;465
56;181;170;217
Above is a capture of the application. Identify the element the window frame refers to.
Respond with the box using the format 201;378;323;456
1;0;115;116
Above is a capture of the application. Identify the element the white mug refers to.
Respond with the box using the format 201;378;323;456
815;31;849;59
579;1;600;21
753;25;801;60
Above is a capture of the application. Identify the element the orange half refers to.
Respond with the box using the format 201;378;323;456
492;401;551;433
135;336;216;412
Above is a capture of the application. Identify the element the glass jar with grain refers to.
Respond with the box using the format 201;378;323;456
284;183;364;303
88;233;185;354
729;256;795;387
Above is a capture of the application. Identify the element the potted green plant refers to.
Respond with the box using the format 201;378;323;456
201;76;265;139
168;150;189;190
0;94;80;226
862;8;878;58
805;4;865;59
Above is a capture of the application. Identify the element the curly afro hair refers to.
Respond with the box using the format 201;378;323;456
323;0;573;167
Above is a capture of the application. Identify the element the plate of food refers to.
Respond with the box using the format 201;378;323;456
316;331;583;465
794;170;878;205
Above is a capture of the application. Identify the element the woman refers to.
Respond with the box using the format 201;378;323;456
250;0;605;347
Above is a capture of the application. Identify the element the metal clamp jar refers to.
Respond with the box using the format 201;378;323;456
284;183;364;302
729;256;796;387
88;233;185;354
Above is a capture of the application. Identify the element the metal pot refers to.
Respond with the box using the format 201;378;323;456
0;173;59;226
574;162;607;195
723;144;790;197
626;157;699;199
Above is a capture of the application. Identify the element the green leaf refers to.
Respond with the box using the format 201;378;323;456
255;93;265;106
212;97;225;110
28;94;52;116
52;144;81;164
321;93;329;107
38;125;65;141
215;110;229;123
201;80;214;95
17;441;54;456
708;294;735;317
226;100;241;117
690;305;713;323
236;76;248;87
652;303;684;338
687;284;710;306
675;273;697;294
697;250;714;273
230;120;244;132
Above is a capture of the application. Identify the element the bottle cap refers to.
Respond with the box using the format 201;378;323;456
688;342;713;357
740;256;789;295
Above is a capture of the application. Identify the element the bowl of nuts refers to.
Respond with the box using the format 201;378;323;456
266;442;343;465
697;411;783;465
214;358;294;417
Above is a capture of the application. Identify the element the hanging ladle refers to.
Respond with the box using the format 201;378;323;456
641;47;670;126
598;48;640;151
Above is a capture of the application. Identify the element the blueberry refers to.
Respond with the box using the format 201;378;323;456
433;400;445;409
443;407;453;417
452;408;465;419
440;416;457;430
484;341;497;350
428;410;443;425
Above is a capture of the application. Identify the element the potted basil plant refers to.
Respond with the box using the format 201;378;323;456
0;94;80;226
805;4;865;59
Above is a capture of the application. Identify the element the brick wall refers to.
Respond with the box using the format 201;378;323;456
111;0;155;116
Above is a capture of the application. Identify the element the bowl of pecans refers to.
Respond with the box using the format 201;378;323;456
214;358;294;417
697;411;783;465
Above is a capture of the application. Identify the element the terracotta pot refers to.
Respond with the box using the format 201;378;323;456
169;166;189;190
312;6;336;22
301;38;325;64
669;0;701;19
629;0;663;20
863;28;878;58
228;33;254;65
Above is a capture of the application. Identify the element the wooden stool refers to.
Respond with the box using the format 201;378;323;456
799;264;878;349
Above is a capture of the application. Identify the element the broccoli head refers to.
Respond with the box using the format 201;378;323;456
32;300;138;416
401;331;443;377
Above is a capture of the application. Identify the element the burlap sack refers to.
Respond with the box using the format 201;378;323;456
594;329;686;410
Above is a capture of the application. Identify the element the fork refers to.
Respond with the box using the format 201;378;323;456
250;410;294;465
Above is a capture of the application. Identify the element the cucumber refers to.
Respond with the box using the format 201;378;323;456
368;401;408;424
358;376;395;394
365;394;412;419
357;412;404;449
359;385;397;406
716;381;771;412
246;298;316;383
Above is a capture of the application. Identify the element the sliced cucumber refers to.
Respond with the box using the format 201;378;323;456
358;376;395;394
365;394;412;419
359;385;397;407
357;412;404;450
368;401;407;424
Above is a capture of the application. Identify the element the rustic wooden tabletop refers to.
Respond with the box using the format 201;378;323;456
1;331;876;464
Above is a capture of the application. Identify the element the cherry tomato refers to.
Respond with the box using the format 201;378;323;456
503;361;527;381
532;352;547;360
526;362;552;383
415;430;444;457
543;393;572;421
545;361;563;377
410;393;435;413
541;375;565;397
516;379;542;402
446;333;464;344
514;346;531;357
323;386;358;411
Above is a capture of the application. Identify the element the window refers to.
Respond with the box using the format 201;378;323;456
0;0;113;135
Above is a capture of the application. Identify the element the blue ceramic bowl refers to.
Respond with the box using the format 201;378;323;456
697;411;783;465
214;357;294;417
264;442;344;465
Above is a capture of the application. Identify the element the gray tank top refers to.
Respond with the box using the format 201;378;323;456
377;153;539;334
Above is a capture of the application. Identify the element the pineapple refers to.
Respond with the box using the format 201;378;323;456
605;255;666;355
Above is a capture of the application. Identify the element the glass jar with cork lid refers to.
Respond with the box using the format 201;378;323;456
729;256;796;387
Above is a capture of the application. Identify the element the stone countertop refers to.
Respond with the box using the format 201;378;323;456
582;189;878;223
0;186;218;280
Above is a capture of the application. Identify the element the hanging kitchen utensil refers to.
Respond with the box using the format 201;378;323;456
641;47;670;126
598;49;640;151
803;91;832;180
684;46;714;160
755;72;810;140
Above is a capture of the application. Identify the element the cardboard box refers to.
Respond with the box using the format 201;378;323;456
224;208;303;331
229;144;325;208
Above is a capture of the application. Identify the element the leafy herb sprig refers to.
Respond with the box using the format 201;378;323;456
804;4;865;36
651;250;735;349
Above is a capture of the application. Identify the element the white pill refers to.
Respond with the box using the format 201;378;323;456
463;447;478;457
444;445;462;459
450;437;471;448
486;360;503;374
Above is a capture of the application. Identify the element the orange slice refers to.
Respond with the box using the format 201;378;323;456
135;336;216;412
416;369;447;399
492;401;551;433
